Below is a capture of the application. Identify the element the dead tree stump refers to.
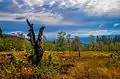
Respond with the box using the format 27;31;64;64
26;19;45;66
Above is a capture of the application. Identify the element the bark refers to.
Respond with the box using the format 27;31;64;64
26;19;45;66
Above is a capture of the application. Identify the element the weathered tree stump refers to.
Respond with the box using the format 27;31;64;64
26;19;45;66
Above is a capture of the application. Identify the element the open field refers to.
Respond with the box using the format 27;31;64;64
0;51;120;79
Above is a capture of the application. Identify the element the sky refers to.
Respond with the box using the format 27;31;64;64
0;0;120;42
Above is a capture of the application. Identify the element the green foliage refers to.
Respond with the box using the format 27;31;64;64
0;39;4;51
66;34;72;51
89;35;96;44
0;36;27;52
1;51;120;79
105;51;120;67
26;40;32;52
72;36;81;51
83;35;120;52
0;31;120;52
0;53;61;79
55;31;66;51
42;41;56;51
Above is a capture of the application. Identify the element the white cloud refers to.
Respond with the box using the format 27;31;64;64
44;29;120;38
67;29;119;37
63;0;119;15
84;0;120;16
0;0;119;26
13;0;19;5
47;29;117;38
44;32;58;38
22;0;44;7
6;31;58;39
12;0;23;8
6;29;120;39
114;23;120;27
10;0;120;16
49;1;55;7
48;0;120;16
59;0;77;9
6;31;28;38
0;12;77;26
88;30;111;36
58;0;120;15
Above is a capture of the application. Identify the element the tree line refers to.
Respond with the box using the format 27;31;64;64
85;35;120;52
42;32;120;52
0;28;120;52
0;28;32;52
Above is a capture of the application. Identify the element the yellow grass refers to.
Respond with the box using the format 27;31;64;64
0;51;120;79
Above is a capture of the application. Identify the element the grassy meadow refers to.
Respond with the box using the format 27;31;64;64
0;30;120;79
0;51;120;79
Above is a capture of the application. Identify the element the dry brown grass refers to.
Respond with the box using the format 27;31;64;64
0;51;120;79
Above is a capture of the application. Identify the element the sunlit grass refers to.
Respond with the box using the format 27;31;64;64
0;51;120;79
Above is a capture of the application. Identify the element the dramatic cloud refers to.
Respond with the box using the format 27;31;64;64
83;0;120;16
0;0;120;24
0;0;120;39
0;12;77;25
10;0;120;15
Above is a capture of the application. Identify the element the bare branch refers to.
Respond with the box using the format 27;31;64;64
26;19;36;46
